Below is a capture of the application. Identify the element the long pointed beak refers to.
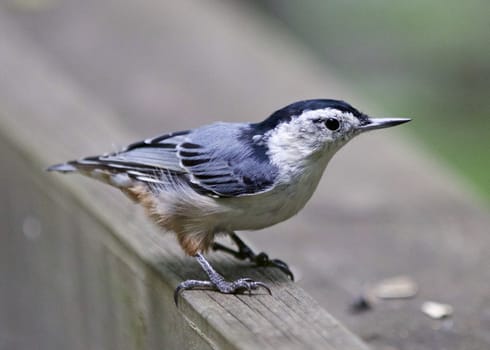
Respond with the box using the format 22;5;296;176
360;117;411;131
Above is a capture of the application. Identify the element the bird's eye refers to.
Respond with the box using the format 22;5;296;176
325;117;340;131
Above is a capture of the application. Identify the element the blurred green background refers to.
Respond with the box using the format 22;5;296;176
252;0;490;200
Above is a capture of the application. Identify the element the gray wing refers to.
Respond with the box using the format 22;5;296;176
98;130;189;174
177;123;279;196
73;123;279;197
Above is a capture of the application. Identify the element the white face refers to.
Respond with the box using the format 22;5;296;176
266;108;363;163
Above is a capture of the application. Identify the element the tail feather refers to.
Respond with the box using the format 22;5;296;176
46;158;114;175
47;156;113;174
46;157;121;177
46;158;132;188
46;157;171;188
46;162;78;173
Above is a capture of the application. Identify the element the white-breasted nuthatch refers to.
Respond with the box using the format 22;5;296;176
48;99;410;304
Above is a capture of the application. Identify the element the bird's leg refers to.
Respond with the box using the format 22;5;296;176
212;232;294;280
174;253;271;305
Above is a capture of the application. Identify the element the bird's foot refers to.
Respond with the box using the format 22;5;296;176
213;232;294;280
174;253;271;306
252;252;294;281
174;277;271;305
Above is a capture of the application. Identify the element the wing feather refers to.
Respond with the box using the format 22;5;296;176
62;124;278;197
176;125;279;196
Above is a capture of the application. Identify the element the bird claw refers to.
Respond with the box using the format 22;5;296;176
174;277;272;306
213;234;295;281
254;253;295;281
230;278;272;296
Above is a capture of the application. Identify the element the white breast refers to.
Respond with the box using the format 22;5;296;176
220;150;333;231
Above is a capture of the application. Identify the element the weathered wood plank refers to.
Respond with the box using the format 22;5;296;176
0;10;368;350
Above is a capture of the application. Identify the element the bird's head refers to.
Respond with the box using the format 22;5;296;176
256;99;410;164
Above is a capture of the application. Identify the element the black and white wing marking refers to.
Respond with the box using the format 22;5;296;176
67;130;190;184
113;123;280;197
113;130;189;173
176;123;279;197
60;123;279;197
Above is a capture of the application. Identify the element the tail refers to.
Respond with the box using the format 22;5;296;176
46;156;125;178
46;158;104;174
47;156;141;192
47;155;123;174
46;155;168;188
47;143;184;190
46;162;79;173
46;157;121;183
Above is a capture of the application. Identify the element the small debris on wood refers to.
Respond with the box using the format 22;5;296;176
421;301;453;319
371;275;418;299
349;294;374;314
349;275;418;314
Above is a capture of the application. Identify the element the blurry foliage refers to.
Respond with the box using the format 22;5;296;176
252;0;490;200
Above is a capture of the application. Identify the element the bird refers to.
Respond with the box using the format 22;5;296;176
47;99;410;305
